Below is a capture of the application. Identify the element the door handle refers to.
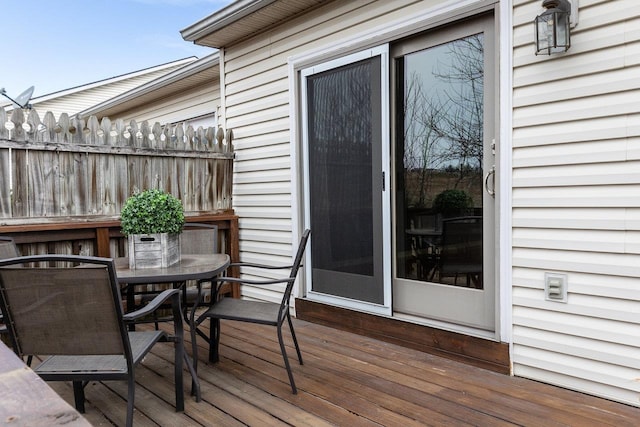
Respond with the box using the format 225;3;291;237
484;166;495;198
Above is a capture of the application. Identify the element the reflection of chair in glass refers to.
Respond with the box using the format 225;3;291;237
405;209;441;281
0;254;190;427
409;231;441;281
438;216;482;288
190;229;311;394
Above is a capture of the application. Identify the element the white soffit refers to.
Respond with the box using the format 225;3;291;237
181;0;332;48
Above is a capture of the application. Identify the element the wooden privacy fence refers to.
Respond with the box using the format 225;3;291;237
0;107;234;220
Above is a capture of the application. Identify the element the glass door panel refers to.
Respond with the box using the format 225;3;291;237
396;33;484;288
392;15;496;330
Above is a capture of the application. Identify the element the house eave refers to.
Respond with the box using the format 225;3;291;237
79;52;220;119
181;0;277;47
180;0;332;48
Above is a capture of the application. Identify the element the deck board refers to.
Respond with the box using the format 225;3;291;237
42;318;639;426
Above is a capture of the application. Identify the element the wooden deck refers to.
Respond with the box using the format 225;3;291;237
44;318;639;426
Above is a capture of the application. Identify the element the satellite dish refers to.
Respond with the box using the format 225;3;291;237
14;86;34;109
0;85;35;109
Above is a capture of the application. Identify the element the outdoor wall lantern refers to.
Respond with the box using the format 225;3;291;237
534;0;571;55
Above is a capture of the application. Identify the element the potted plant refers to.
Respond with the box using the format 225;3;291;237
120;188;185;269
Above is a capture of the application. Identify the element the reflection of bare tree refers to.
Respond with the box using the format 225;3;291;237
402;33;484;208
403;72;444;207
431;34;484;175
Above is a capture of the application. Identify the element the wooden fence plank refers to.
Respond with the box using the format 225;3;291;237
0;146;10;218
0;108;8;140
11;149;27;217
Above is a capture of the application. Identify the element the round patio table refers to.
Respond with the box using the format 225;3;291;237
115;253;229;403
115;253;230;285
115;253;230;317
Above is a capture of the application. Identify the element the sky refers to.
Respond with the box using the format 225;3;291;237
1;0;234;99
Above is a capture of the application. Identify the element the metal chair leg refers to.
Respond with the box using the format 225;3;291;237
208;318;221;363
277;323;297;394
126;376;135;427
286;312;303;365
72;381;85;413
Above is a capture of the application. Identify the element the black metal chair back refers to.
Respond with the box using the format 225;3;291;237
0;237;20;342
279;229;311;320
0;236;19;259
181;222;219;254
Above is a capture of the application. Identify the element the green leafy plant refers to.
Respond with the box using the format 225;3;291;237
433;189;473;216
120;189;185;236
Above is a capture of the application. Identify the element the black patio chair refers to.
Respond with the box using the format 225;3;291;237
0;237;20;343
0;236;19;259
190;229;311;394
179;223;220;309
0;254;193;427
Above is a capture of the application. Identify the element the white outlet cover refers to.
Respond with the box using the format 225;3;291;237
545;272;568;303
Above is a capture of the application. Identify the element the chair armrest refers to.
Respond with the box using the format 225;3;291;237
213;276;294;286
229;262;294;270
123;288;180;322
190;276;295;313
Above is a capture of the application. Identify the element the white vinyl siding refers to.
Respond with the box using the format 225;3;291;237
512;0;640;407
104;83;219;126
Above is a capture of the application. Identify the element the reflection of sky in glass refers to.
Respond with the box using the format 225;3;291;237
407;54;436;81
406;44;445;96
403;33;484;171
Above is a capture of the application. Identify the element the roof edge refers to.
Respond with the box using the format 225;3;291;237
79;52;219;118
181;0;277;45
29;57;198;104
